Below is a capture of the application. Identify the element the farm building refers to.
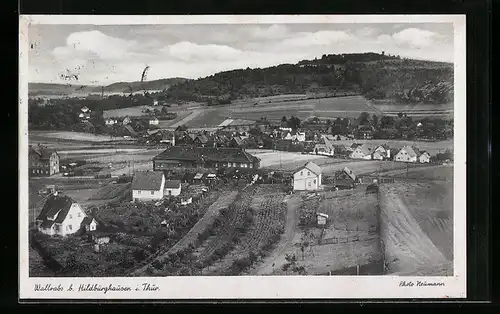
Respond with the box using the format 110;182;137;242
131;171;166;202
349;144;372;160
149;117;159;125
419;151;431;163
152;147;261;171
80;106;91;113
164;180;182;197
36;193;87;237
81;217;98;232
78;112;91;120
333;167;357;189
394;146;421;163
293;161;322;191
105;118;117;126
372;144;391;160
29;144;60;177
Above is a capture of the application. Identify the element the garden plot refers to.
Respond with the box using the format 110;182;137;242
205;185;288;275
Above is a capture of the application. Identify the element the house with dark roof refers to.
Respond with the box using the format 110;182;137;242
152;147;261;171
131;171;166;202
36;193;87;236
29;144;60;177
394;146;421;163
333;167;357;189
229;136;247;148
293;161;322;191
194;134;209;146
81;216;98;232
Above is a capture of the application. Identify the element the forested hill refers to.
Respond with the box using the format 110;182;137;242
29;77;189;97
160;53;453;105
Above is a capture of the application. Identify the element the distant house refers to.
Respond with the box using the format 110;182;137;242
36;193;87;237
372;144;391;160
159;130;176;146
316;213;328;226
230;136;247;148
105;118;117;126
349;144;372;160
123;125;138;137
122;117;132;125
194;134;209;146
293;161;322;191
419;151;431;163
149;117;159;125
333;167;357;189
394;146;421;163
81;217;98;232
180;196;193;206
78;112;91;120
29;144;60;176
131;171;166;202
80;106;91;113
314;143;334;156
164;180;182;197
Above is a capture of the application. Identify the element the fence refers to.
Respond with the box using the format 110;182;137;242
318;234;378;246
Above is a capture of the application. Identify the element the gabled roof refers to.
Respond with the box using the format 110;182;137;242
196;134;208;144
218;119;234;127
131;171;164;191
400;145;421;158
81;217;97;226
124;125;138;136
296;161;322;176
354;144;372;156
375;144;390;151
232;136;245;146
165;180;181;189
37;194;76;224
351;143;361;149
29;145;58;161
337;167;356;181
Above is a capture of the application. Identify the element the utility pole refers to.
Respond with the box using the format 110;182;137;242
406;162;409;179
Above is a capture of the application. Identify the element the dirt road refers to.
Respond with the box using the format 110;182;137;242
248;194;301;275
170;109;203;128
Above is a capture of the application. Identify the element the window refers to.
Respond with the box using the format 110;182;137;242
168;190;171;196
68;214;72;219
313;179;316;184
308;182;312;187
67;225;72;231
308;171;311;176
151;191;155;195
78;213;81;218
137;190;141;194
300;171;303;176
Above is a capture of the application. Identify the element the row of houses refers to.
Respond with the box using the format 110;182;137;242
348;143;431;163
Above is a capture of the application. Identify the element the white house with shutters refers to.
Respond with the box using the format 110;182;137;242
394;146;421;163
293;161;322;191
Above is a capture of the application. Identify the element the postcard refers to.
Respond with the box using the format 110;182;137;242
19;14;466;299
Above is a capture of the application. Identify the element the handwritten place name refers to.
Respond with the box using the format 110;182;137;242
399;280;445;287
34;283;159;294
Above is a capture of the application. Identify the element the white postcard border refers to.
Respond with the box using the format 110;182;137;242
19;14;467;300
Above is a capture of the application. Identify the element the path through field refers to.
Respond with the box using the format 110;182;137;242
379;185;451;275
130;190;239;276
169;109;203;128
248;194;301;275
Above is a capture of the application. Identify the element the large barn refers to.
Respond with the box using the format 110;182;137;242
152;147;261;171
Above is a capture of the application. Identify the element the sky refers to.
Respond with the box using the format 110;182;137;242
28;23;454;86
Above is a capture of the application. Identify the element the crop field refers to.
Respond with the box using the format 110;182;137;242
102;106;149;118
379;183;452;276
371;100;454;118
205;185;288;275
320;160;408;176
383;165;453;181
184;108;232;128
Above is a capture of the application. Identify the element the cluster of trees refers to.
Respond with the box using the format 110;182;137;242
281;116;302;130
159;52;453;104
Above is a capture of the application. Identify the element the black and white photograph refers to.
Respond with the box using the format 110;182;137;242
19;15;466;299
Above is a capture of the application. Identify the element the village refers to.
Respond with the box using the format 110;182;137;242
28;99;454;277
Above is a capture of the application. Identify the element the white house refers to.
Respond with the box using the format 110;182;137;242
349;144;372;160
394;146;421;163
149;117;159;125
36;193;87;237
164;180;182;197
81;217;98;232
78;112;91;120
372;144;391;160
105;118;117;126
419;151;431;163
316;213;328;226
81;106;91;113
132;171;166;202
293;161;322;191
